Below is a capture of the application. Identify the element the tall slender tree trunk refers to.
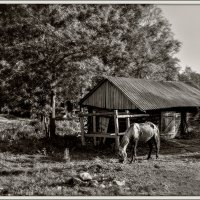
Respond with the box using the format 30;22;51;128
49;89;56;139
180;111;188;136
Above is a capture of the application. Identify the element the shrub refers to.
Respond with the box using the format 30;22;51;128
0;115;45;141
56;119;80;137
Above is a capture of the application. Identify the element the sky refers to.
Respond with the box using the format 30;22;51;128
159;5;200;73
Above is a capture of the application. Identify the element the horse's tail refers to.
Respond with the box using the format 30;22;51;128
153;125;160;153
147;122;160;151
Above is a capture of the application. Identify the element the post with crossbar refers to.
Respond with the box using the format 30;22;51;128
125;110;130;129
114;110;120;150
80;107;85;146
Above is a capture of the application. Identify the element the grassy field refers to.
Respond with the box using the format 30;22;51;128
0;115;200;196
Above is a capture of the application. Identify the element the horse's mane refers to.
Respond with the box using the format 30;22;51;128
120;124;135;147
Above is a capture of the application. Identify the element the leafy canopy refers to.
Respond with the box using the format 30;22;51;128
0;4;181;115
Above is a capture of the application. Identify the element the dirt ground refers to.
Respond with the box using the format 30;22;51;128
0;136;200;197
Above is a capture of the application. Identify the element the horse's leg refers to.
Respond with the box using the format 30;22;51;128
130;140;138;164
123;152;127;164
154;136;160;159
130;144;135;164
147;139;153;160
134;139;138;159
122;144;128;164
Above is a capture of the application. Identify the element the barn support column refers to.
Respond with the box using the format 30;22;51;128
80;107;85;146
125;110;130;129
93;110;97;146
114;110;120;150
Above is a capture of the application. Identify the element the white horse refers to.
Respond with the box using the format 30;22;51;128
118;122;160;163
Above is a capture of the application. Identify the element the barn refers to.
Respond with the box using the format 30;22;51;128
79;76;200;149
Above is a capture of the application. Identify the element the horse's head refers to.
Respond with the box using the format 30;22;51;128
118;147;127;163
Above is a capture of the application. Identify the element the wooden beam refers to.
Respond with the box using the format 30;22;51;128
125;110;130;129
118;114;149;118
93;110;97;146
79;112;149;118
114;110;120;150
85;134;117;138
79;112;114;117
85;132;125;136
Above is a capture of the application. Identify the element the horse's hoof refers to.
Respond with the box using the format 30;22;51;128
130;159;137;164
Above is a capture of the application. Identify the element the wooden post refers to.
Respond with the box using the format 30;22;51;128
125;110;130;129
80;108;85;146
93;110;97;146
114;110;120;150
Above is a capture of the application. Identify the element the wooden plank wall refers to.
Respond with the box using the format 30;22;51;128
83;81;137;110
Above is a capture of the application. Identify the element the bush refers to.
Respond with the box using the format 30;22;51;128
56;119;80;137
0;115;45;141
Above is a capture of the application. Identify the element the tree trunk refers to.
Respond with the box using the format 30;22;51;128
43;116;49;138
49;89;56;139
180;111;188;136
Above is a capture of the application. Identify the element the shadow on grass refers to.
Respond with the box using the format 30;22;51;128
178;154;200;160
189;154;200;159
0;135;82;154
0;135;200;162
70;145;117;161
38;157;66;163
48;181;68;187
0;135;115;162
0;170;24;176
3;158;32;164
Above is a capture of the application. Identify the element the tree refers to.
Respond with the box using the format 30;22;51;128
179;66;200;88
0;4;181;138
110;5;181;80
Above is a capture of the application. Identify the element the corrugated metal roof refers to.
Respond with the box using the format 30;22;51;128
107;76;200;111
80;76;200;111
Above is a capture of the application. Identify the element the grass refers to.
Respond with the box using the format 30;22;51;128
0;114;200;196
0;139;200;196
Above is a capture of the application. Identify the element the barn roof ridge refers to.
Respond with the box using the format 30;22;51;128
80;76;200;110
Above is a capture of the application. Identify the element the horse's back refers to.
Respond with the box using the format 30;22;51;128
138;122;159;142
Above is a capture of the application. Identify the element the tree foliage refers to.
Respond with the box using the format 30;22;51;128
0;4;182;116
178;66;200;89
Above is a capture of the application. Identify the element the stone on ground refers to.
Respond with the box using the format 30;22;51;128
79;172;92;181
90;180;99;187
113;180;126;186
